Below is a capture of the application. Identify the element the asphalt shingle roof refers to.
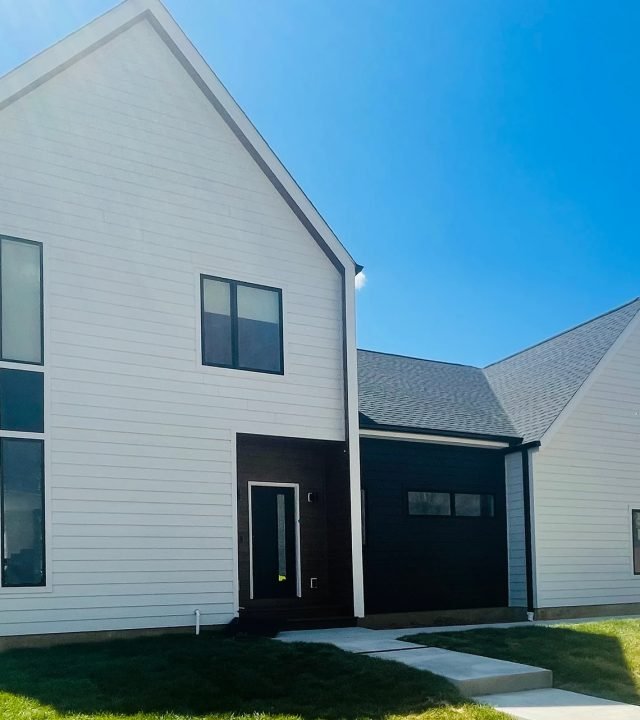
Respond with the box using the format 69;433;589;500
358;350;519;440
485;298;640;442
358;298;640;443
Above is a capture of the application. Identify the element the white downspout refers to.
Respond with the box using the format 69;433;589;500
194;609;201;636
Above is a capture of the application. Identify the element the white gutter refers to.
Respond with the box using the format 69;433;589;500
359;428;510;449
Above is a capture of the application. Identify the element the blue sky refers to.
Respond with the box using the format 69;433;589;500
1;0;638;366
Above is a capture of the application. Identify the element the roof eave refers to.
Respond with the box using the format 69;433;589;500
359;420;522;445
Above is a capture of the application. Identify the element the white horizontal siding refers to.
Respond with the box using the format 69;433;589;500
0;18;345;636
505;452;527;607
532;314;640;609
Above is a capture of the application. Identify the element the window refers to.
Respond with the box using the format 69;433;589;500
408;491;451;516
0;237;43;364
454;493;495;517
201;276;283;374
0;369;44;433
408;490;495;517
276;492;287;582
633;510;640;575
0;235;45;589
1;439;45;587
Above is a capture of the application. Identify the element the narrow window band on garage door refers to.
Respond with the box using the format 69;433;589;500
407;490;495;517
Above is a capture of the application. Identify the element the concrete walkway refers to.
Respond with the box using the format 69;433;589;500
277;625;640;719
476;689;640;719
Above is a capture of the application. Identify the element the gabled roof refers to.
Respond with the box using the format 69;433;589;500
485;297;640;443
0;0;359;275
358;350;520;441
359;298;640;445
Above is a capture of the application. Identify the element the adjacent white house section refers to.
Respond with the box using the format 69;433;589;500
0;13;350;636
532;312;640;609
505;451;527;608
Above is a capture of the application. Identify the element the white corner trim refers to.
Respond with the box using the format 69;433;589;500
540;307;640;448
359;428;510;449
344;271;364;618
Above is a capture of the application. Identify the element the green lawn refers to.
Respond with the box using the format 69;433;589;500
0;632;509;720
403;619;640;705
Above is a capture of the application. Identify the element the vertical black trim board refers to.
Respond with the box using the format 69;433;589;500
199;274;206;367
39;237;44;365
521;447;535;613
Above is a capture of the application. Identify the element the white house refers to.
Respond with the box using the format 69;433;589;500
357;299;640;624
0;0;364;639
1;0;639;643
487;298;640;619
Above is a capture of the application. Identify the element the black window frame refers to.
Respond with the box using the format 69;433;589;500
407;489;496;518
632;510;640;575
0;437;46;588
200;274;284;375
0;235;44;366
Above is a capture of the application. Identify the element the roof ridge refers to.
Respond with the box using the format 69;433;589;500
485;297;640;369
357;348;479;370
481;367;520;435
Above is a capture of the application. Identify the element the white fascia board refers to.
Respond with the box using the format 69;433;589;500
0;0;357;274
359;428;510;449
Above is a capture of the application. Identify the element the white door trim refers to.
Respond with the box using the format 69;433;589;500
248;481;302;600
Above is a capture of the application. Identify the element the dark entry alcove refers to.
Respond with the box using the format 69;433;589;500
236;433;353;624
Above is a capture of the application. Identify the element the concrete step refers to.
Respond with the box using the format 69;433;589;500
365;647;552;697
278;627;419;653
473;688;640;719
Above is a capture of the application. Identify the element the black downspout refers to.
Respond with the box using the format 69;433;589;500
521;447;535;615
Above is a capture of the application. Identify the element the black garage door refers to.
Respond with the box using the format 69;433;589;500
361;437;508;614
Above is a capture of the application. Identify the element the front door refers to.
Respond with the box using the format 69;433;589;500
250;484;298;599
